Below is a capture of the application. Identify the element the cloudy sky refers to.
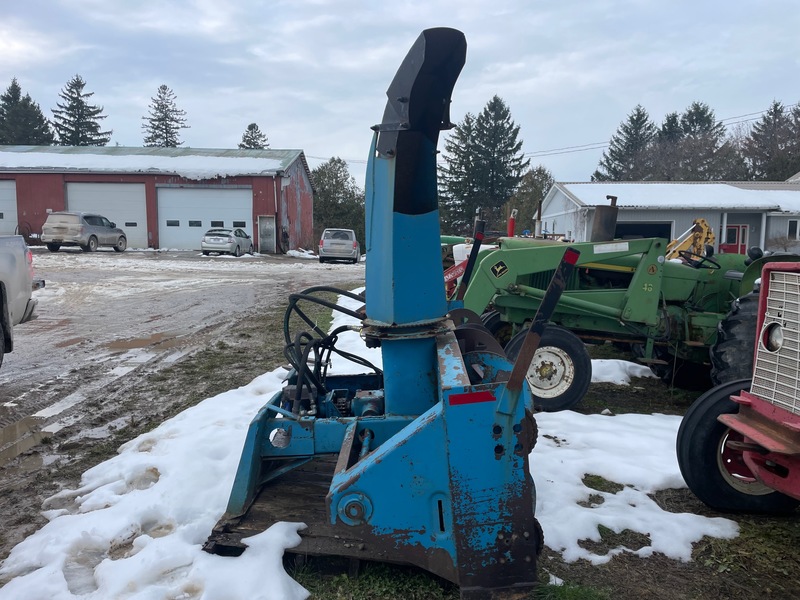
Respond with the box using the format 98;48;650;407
2;0;798;185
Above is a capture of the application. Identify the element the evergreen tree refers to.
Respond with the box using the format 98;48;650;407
310;157;365;244
674;101;741;180
505;165;554;234
791;103;800;177
439;98;529;233
438;112;479;234
0;78;54;145
51;74;111;146
142;84;189;147
649;112;683;180
238;122;269;149
593;105;656;181
472;96;529;229
743;100;800;180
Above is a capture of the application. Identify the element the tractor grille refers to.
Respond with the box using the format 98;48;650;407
751;271;800;416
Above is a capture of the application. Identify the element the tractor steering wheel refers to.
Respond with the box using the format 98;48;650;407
678;250;721;269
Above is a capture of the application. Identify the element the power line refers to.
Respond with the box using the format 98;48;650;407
311;102;800;165
525;143;609;158
524;142;609;157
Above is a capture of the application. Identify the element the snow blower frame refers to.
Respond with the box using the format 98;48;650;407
204;27;580;598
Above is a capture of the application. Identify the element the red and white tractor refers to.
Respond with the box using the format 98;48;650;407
677;261;800;514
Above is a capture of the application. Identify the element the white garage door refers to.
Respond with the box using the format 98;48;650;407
66;183;148;248
0;181;18;235
157;187;253;250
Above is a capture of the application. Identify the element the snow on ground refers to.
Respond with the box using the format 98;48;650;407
0;292;739;599
590;359;655;385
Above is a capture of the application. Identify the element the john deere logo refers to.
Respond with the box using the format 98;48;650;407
491;261;509;278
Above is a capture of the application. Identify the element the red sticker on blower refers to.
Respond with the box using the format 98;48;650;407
448;391;496;405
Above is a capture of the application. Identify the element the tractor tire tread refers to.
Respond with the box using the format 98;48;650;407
710;293;759;385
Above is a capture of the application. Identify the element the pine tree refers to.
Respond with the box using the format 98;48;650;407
311;157;365;244
0;78;54;145
472;96;530;230
238;122;269;149
438;112;479;234
593;105;656;181
791;103;800;178
743;100;800;180
51;75;111;146
142;85;189;147
649;112;683;180
675;101;739;180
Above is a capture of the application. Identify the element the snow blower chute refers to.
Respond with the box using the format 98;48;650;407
204;27;580;598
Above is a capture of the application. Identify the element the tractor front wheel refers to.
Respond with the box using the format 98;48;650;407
676;378;799;514
504;324;591;412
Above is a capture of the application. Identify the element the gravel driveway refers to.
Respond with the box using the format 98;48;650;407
1;248;364;466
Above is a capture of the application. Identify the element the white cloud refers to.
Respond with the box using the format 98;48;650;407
1;0;798;183
0;20;85;71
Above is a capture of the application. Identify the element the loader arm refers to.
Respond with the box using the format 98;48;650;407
459;237;669;327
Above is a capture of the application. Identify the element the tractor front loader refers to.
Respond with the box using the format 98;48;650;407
446;231;800;411
205;28;577;598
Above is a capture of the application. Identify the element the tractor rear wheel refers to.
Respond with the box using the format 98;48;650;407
481;310;514;348
676;378;800;514
632;343;711;390
504;324;591;412
710;293;759;385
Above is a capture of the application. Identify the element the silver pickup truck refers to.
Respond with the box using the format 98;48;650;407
1;236;44;369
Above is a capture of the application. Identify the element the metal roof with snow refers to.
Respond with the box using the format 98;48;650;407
555;181;800;212
0;145;310;181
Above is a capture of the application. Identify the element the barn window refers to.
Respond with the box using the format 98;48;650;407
125;222;137;227
189;220;202;227
0;213;4;219
211;220;224;227
233;221;246;228
789;220;799;240
166;220;180;227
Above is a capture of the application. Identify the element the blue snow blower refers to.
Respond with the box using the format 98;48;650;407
204;27;579;599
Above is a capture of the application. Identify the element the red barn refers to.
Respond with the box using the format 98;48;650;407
0;145;315;252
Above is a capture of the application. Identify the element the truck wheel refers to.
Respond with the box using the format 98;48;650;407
710;293;758;385
46;243;61;252
82;236;98;252
676;378;800;514
113;237;127;252
481;310;514;348
504;324;592;412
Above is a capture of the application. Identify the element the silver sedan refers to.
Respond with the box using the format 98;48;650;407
200;228;254;256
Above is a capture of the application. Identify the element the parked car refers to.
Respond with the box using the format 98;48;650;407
318;228;361;264
201;228;254;257
0;235;44;369
41;211;127;252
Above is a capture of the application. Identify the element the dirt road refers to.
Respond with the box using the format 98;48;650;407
1;249;364;463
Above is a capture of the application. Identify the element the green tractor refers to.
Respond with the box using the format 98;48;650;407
446;234;795;412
